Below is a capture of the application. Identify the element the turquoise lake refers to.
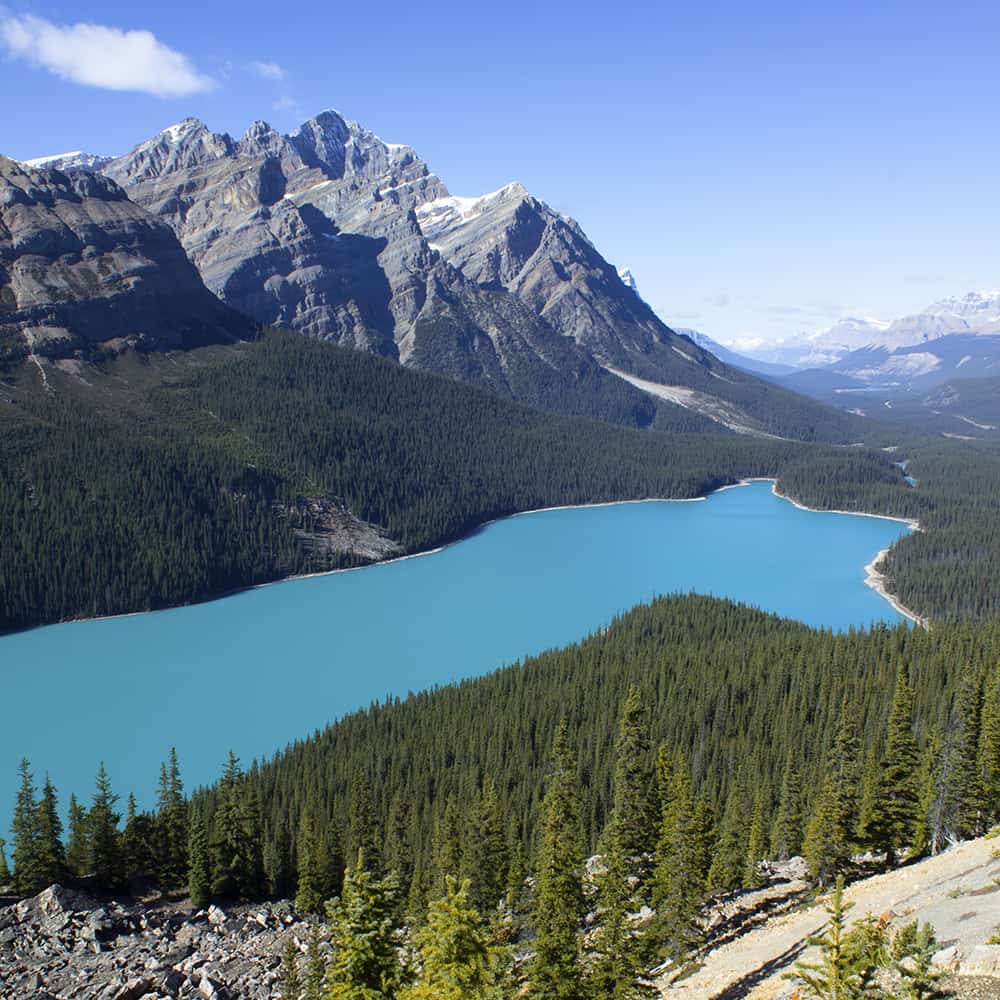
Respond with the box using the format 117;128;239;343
0;480;911;825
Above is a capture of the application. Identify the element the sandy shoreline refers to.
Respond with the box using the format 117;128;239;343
14;477;924;634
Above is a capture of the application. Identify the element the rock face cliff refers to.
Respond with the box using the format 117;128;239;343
99;115;646;418
0;157;250;363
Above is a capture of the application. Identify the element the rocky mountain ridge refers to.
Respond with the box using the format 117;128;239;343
11;111;869;440
0;156;250;365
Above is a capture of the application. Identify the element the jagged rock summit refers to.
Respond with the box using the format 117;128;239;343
0;156;250;364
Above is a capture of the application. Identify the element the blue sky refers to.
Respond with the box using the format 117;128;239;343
2;0;999;345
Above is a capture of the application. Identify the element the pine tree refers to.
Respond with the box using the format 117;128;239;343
608;687;656;875
189;811;213;908
296;811;326;913
157;749;188;890
828;701;862;846
279;936;303;1000
88;763;124;889
893;922;952;1000
402;876;495;1000
66;794;90;878
35;776;67;888
802;775;850;887
706;770;747;894
791;877;863;998
913;727;943;858
942;673;985;841
465;776;509;916
430;796;463;898
212;752;264;899
348;774;380;875
590;841;655;999
305;925;326;1000
528;722;586;1000
124;793;160;881
12;758;40;896
385;793;414;905
771;751;803;861
743;789;768;890
324;856;403;999
0;837;10;886
863;664;921;863
652;755;705;960
266;818;295;899
978;663;1000;825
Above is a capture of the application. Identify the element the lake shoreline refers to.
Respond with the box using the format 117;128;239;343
10;477;923;636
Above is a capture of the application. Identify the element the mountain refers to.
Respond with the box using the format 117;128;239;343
22;151;114;173
775;332;1000;437
0;156;250;365
678;328;798;377
27;112;872;441
739;292;1000;375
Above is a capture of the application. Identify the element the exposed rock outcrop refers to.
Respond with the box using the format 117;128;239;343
0;157;251;364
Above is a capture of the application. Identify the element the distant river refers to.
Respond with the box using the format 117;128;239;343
1;481;911;826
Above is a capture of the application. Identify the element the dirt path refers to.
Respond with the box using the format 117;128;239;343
659;836;1000;999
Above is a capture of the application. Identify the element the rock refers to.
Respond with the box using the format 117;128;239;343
932;944;960;969
114;976;153;1000
207;905;227;926
0;156;252;366
961;944;1000;977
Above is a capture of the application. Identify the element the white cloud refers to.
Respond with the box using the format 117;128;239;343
250;60;285;81
0;15;215;98
273;95;299;112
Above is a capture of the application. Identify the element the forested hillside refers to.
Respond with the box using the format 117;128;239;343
0;332;897;634
3;330;1000;633
9;596;999;995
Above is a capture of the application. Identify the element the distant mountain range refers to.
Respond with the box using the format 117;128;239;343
6;112;865;442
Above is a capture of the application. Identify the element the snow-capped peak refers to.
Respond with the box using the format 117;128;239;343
21;151;112;172
617;267;640;294
415;183;526;227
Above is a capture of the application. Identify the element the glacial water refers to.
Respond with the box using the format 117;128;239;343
0;481;911;824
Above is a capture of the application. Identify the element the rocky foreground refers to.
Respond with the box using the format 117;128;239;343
0;885;317;999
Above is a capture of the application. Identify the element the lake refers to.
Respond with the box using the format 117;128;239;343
0;480;912;826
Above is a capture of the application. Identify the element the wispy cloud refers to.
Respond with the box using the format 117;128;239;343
250;60;285;81
0;15;214;97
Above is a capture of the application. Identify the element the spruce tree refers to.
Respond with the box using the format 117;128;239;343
652;755;705;960
465;776;509;915
66;793;89;878
528;722;586;1000
156;748;188;890
863;664;920;863
978;663;1000;825
430;796;463;898
706;770;748;894
12;758;40;896
189;810;213;908
942;673;985;841
743;790;768;890
0;837;10;886
589;842;654;999
802;775;850;887
402;876;495;1000
608;687;656;873
324;856;403;999
279;936;303;1000
212;752;264;899
912;726;943;858
348;774;380;875
771;751;803;861
791;877;862;998
35;776;67;888
88;763;124;889
305;925;326;1000
385;793;415;905
828;701;863;846
296;811;326;913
